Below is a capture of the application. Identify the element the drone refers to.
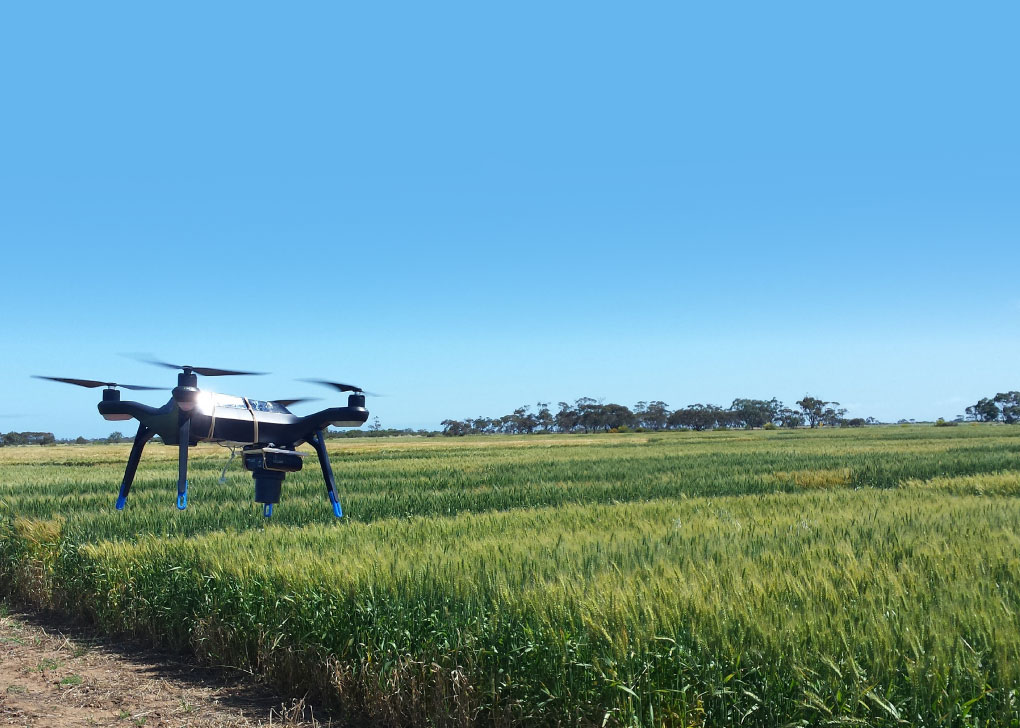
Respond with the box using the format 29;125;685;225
34;359;370;518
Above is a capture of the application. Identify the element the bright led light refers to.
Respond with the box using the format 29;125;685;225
194;390;215;415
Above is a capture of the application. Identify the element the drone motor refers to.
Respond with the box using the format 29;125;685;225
100;389;134;420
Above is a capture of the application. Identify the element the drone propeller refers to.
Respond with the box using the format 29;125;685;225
300;379;384;397
271;398;320;408
133;356;266;377
33;376;163;391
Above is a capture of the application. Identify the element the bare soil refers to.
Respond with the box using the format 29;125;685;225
0;606;340;727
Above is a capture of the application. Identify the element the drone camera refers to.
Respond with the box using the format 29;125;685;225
251;469;284;507
243;447;305;509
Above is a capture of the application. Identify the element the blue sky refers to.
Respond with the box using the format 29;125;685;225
1;2;1018;437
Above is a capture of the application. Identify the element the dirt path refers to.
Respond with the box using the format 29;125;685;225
0;606;339;727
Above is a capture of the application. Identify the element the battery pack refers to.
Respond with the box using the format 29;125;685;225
242;447;305;473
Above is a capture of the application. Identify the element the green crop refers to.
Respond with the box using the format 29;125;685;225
1;425;1019;726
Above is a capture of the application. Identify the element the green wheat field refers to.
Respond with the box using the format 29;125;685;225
1;425;1019;727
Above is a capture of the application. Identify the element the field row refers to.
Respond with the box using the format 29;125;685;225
1;426;1020;726
3;489;1018;725
2;426;1019;541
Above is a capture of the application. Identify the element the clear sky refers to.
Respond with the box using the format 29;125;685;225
1;2;1018;438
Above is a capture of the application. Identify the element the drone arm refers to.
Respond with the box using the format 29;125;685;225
115;423;155;510
299;406;369;433
177;416;190;510
308;429;342;518
98;400;162;420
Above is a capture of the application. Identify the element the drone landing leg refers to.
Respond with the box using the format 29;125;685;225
115;424;154;510
308;429;343;518
177;417;190;510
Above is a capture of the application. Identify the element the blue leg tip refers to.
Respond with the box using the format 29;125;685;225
263;503;274;518
115;495;127;511
177;492;188;510
332;500;343;518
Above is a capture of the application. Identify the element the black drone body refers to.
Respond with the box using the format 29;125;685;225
36;364;369;518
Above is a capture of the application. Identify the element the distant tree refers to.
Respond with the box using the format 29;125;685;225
777;407;805;428
74;436;88;444
440;419;468;436
716;408;742;429
440;394;878;437
797;396;838;428
468;417;493;434
508;406;538;434
993;392;1020;424
730;398;782;429
599;404;636;431
966;398;1000;422
634;401;670;431
369;416;381;432
574;397;601;433
820;405;848;427
844;418;867;427
668;404;723;431
2;431;56;446
535;403;554;433
666;408;686;430
2;431;26;446
555;402;578;433
106;431;125;444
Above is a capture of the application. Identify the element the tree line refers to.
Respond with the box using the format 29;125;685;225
965;392;1020;423
0;431;57;446
1;427;445;446
7;392;1014;446
441;396;873;436
0;431;135;446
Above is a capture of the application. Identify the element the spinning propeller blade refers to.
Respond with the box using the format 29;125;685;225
33;376;163;391
131;355;266;377
184;365;266;377
300;379;384;397
271;398;320;408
